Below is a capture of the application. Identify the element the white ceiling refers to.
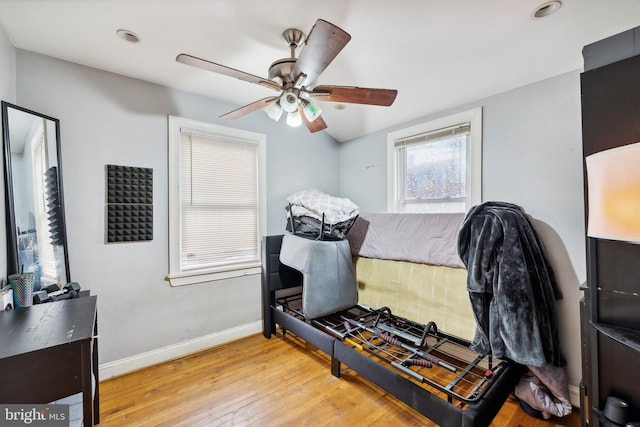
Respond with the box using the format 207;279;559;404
1;0;639;142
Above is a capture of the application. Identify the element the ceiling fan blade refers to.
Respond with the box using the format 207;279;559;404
292;19;351;88
220;96;279;119
298;105;328;133
176;53;282;92
311;85;398;106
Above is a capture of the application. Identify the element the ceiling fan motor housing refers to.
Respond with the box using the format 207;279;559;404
268;58;296;83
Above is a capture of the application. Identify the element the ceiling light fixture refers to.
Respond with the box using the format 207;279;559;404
263;92;320;127
532;1;562;19
301;99;322;122
286;110;303;127
280;91;299;113
176;19;397;134
264;101;283;122
116;29;140;43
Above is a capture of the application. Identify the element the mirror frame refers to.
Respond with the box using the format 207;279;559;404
2;101;71;285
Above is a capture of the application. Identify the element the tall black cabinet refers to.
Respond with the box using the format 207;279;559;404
580;27;640;426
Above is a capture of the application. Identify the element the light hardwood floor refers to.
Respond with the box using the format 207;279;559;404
99;332;581;426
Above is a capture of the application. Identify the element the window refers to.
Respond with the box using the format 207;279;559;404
387;107;482;213
167;116;266;286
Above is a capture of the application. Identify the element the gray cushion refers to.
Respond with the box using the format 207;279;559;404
280;234;358;319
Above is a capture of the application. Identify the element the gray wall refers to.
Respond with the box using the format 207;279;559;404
15;50;340;364
339;71;586;391
0;25;15;281
0;25;14;102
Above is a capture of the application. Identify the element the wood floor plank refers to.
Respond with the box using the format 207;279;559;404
99;332;580;426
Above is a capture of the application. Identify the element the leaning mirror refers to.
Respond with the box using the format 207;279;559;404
2;101;70;289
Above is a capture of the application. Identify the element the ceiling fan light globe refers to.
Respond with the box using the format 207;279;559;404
280;92;299;113
286;110;303;127
264;102;283;122
302;100;322;122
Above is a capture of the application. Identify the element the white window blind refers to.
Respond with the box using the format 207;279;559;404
167;116;266;286
179;131;259;271
394;123;471;148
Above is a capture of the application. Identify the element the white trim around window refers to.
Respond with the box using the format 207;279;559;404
166;116;267;287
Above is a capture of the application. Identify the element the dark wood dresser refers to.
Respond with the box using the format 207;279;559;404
0;295;99;425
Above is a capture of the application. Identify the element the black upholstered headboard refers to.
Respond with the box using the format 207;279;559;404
261;235;302;338
262;235;301;292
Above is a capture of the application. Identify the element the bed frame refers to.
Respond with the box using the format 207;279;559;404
261;234;524;427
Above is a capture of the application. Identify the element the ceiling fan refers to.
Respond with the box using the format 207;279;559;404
176;19;398;133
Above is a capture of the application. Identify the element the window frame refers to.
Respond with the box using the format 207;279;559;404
387;107;482;213
166;116;266;287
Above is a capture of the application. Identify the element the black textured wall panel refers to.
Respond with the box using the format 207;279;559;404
105;164;153;242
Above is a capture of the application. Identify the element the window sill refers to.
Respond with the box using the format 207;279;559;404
165;264;261;287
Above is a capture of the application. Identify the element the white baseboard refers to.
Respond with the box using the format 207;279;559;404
99;321;262;380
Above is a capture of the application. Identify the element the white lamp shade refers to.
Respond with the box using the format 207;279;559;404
286;110;302;127
302;100;322;122
586;141;640;243
264;102;283;122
